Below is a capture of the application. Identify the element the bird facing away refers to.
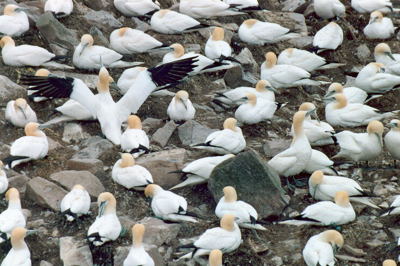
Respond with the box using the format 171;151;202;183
121;115;150;157
110;27;164;54
179;0;245;18
0;4;29;37
1;227;31;266
114;0;160;17
208;249;223;266
384;119;400;161
44;0;73;17
60;184;91;222
150;9;206;35
123;224;155;266
0;161;8;194
313;22;343;52
0;188;26;243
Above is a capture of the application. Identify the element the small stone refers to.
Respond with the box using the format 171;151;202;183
288;36;313;48
0;75;26;104
60;236;93;266
132;17;152;32
73;136;114;160
66;158;104;174
343;245;366;257
84;10;123;31
270;256;283;266
336;255;367;263
47;137;63;151
263;139;292;157
224;66;244;88
356;44;371;63
142;118;163;134
22;209;31;220
247;238;269;253
138;217;181;246
234;48;258;74
26;177;68;211
178;120;217;146
8;174;30;194
185;44;201;53
82;0;111;10
89;26;110;47
40;261;54;266
62;123;90;143
151;121;177;147
281;0;306;11
366;239;385;248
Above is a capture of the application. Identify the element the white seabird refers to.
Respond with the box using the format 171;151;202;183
170;154;235;190
364;11;395;39
73;34;143;70
110;27;164;54
324;82;380;104
150;9;206;35
238;19;301;45
114;0;160;17
381;195;400;216
224;0;260;10
87;192;122;246
209;249;223;266
355;62;400;93
144;184;198;223
215;186;266;230
384;119;400;162
0;4;29;37
382;260;397;266
178;214;242;259
351;0;395;13
313;22;343;52
112;153;153;190
44;0;73;17
26;68;51;102
313;0;345;19
60;184;91;222
5;98;37;128
179;0;245;18
302;230;344;266
0;188;26;243
333;120;384;162
123;224;155;266
1;227;31;266
205;27;233;61
192;118;246;155
374;43;400;75
0;161;8;194
167;90;196;123
304;149;337;175
121;115;150;157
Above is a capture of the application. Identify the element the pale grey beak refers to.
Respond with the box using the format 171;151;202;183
109;82;119;91
386;52;396;61
18;106;27;120
26;230;38;236
38;124;50;130
98;201;107;217
267;86;278;93
79;43;89;56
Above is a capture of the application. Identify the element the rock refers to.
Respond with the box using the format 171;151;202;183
49;170;105;198
185;44;201;53
263;139;292;157
142;118;164;134
336;255;367;263
208;150;288;218
59;236;93;266
62;123;90;143
26;177;68;211
52;71;99;89
151;121;177;147
84;10;123;31
66;158;104;174
0;75;25;104
257;11;308;35
72;136;114;160
8;174;30;194
40;261;54;266
132;17;152;32
343;245;366;257
138;217;181;246
224;66;244;88
47;137;63;151
235;48;258;74
247;238;269;253
356;44;371;63
89;26;110;47
82;0;111;10
366;239;385;248
178;120;217;146
288;36;313;48
36;12;79;50
270;256;284;266
281;0;306;11
136;149;186;188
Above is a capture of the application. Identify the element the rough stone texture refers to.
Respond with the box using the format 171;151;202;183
66;158;104;174
39;261;54;266
47;137;63;151
26;177;68;211
59;236;93;266
115;245;165;266
8;174;31;194
208;150;288;218
138;217;181;246
257;11;308;35
281;0;306;11
0;75;26;104
89;26;110;47
223;65;244;88
263;139;292;157
142;118;164;134
49;170;105;198
84;10;123;31
235;48;258;74
288;36;314;48
356;44;371;63
178;120;217;146
62;123;90;143
72;136;114;160
151;121;177;147
136;149;186;189
82;0;111;11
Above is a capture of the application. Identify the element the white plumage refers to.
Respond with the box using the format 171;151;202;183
313;22;343;52
364;11;394;39
60;185;91;222
0;5;29;37
0;161;8;194
313;0;345;19
150;9;203;34
224;0;259;9
381;195;400;216
0;188;26;243
324;83;373;104
304;149;336;176
351;0;394;13
384;119;400;160
205;27;232;60
110;27;163;54
374;43;400;76
167;90;196;122
355;62;400;93
234;93;278;124
114;0;160;17
121;115;149;158
179;0;244;18
5;98;37;128
123;224;155;266
44;0;73;17
1;227;31;266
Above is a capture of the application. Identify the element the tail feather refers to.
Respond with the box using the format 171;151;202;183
350;197;380;209
202;61;230;71
316;63;346;70
2;155;30;168
380;206;396;216
185;23;210;31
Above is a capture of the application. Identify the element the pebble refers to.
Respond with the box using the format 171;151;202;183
26;177;68;211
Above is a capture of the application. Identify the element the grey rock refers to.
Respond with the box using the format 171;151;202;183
336;255;367;263
8;174;30;194
0;75;26;104
66;158;104;174
47;137;63;151
62;123;90;143
36;12;79;50
84;10;123;31
235;48;258;74
270;256;284;266
366;239;385;248
40;261;54;266
263;139;292;157
138;217;181;246
282;0;306;11
185;44;201;53
60;236;93;266
82;0;111;10
343;245;366;256
136;149;186;188
26;177;68;211
257;11;308;35
208;150;288;218
142;118;163;134
356;44;371;63
89;26;110;47
132;17;152;32
49;170;105;198
73;136;114;160
224;66;244;88
178;120;217;146
151;121;177;147
288;36;313;48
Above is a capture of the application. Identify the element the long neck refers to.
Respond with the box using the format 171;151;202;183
11;238;27;250
8;199;21;209
134;235;143;248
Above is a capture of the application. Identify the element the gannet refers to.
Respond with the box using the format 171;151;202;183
0;161;8;194
5;98;37;128
123;224;155;266
325;93;398;127
27;68;51;102
179;0;245;18
178;214;241;259
313;0;345;19
192;118;246;154
238;19;301;45
224;0;260;10
73;34;143;70
364;11;394;39
144;184;198;223
117;67;147;95
1;227;31;266
280;191;355;226
333;120;384;161
291;102;335;146
45;99;94;126
261;52;325;89
150;9;206;35
121;115;149;157
209;249;223;266
112;153;153;190
44;0;73;17
384;119;400;162
382;260;397;266
205;27;233;61
374;43;400;75
0;36;72;69
324;82;380;104
305;149;337;175
313;22;343;52
114;0;160;17
309;170;379;208
0;4;29;37
163;43;229;74
302;230;344;266
381;195;400;216
167;90;196;123
215;186;266;230
21;58;198;144
277;48;344;72
355;62;400;93
60;184;91;222
170;154;235;190
213;80;276;108
0;188;26;243
87;192;122;246
3;122;49;168
268;111;312;177
234;93;279;124
110;27;164;54
351;0;394;13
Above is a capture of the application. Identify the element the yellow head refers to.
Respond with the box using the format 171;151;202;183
97;67;114;93
255;80;268;92
24;122;44;137
14;98;27;109
220;214;236;231
5;187;20;202
310;170;324;186
170;43;185;58
243;19;258;28
367;120;384;135
0;36;15;48
223;118;238;131
383;260;397;266
212;27;225;41
298;102;316;112
97;192;117;215
3;5;19;15
35;68;50;77
175;90;189;101
132;224;145;247
118;27;130;37
72;184;85;190
81;34;94;46
370;11;384;22
10;227;27;250
292;111;307;136
265;52;277;68
334;191;350;207
223;186;237;202
119;153;135;168
144;184;161;198
209;249;223;266
333;93;347;109
127;115;142;129
327;83;344;93
374;43;391;55
322;230;344;248
157;9;169;18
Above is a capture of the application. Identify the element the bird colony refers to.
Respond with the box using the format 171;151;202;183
1;0;400;265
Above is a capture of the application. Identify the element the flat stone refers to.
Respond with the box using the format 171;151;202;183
178;120;217;146
136;149;186;189
336;255;367;263
208;150;288;218
49;170;105;198
356;44;371;64
47;137;63;151
343;245;366;257
234;48;258;74
84;10;123;31
142;118;163;134
282;0;306;11
288;36;313;48
89;26;110;47
60;236;93;266
224;65;244;88
66;158;104;174
72;136;114;160
132;17;152;32
26;177;68;211
8;174;30;194
263;139;292;157
62;123;90;143
82;0;111;10
0;75;26;104
366;239;385;248
138;217;181;246
151;121;177;147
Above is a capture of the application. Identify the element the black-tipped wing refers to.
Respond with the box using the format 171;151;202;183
20;75;74;99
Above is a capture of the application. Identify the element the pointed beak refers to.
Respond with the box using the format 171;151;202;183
375;133;383;147
26;230;38;236
109;82;119;91
18;106;27;120
38;124;50;130
306;108;315;118
98;201;107;217
79;43;88;56
386;52;396;61
324;90;335;99
267;86;278;93
15;7;29;12
389;122;397;128
180;99;188;110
